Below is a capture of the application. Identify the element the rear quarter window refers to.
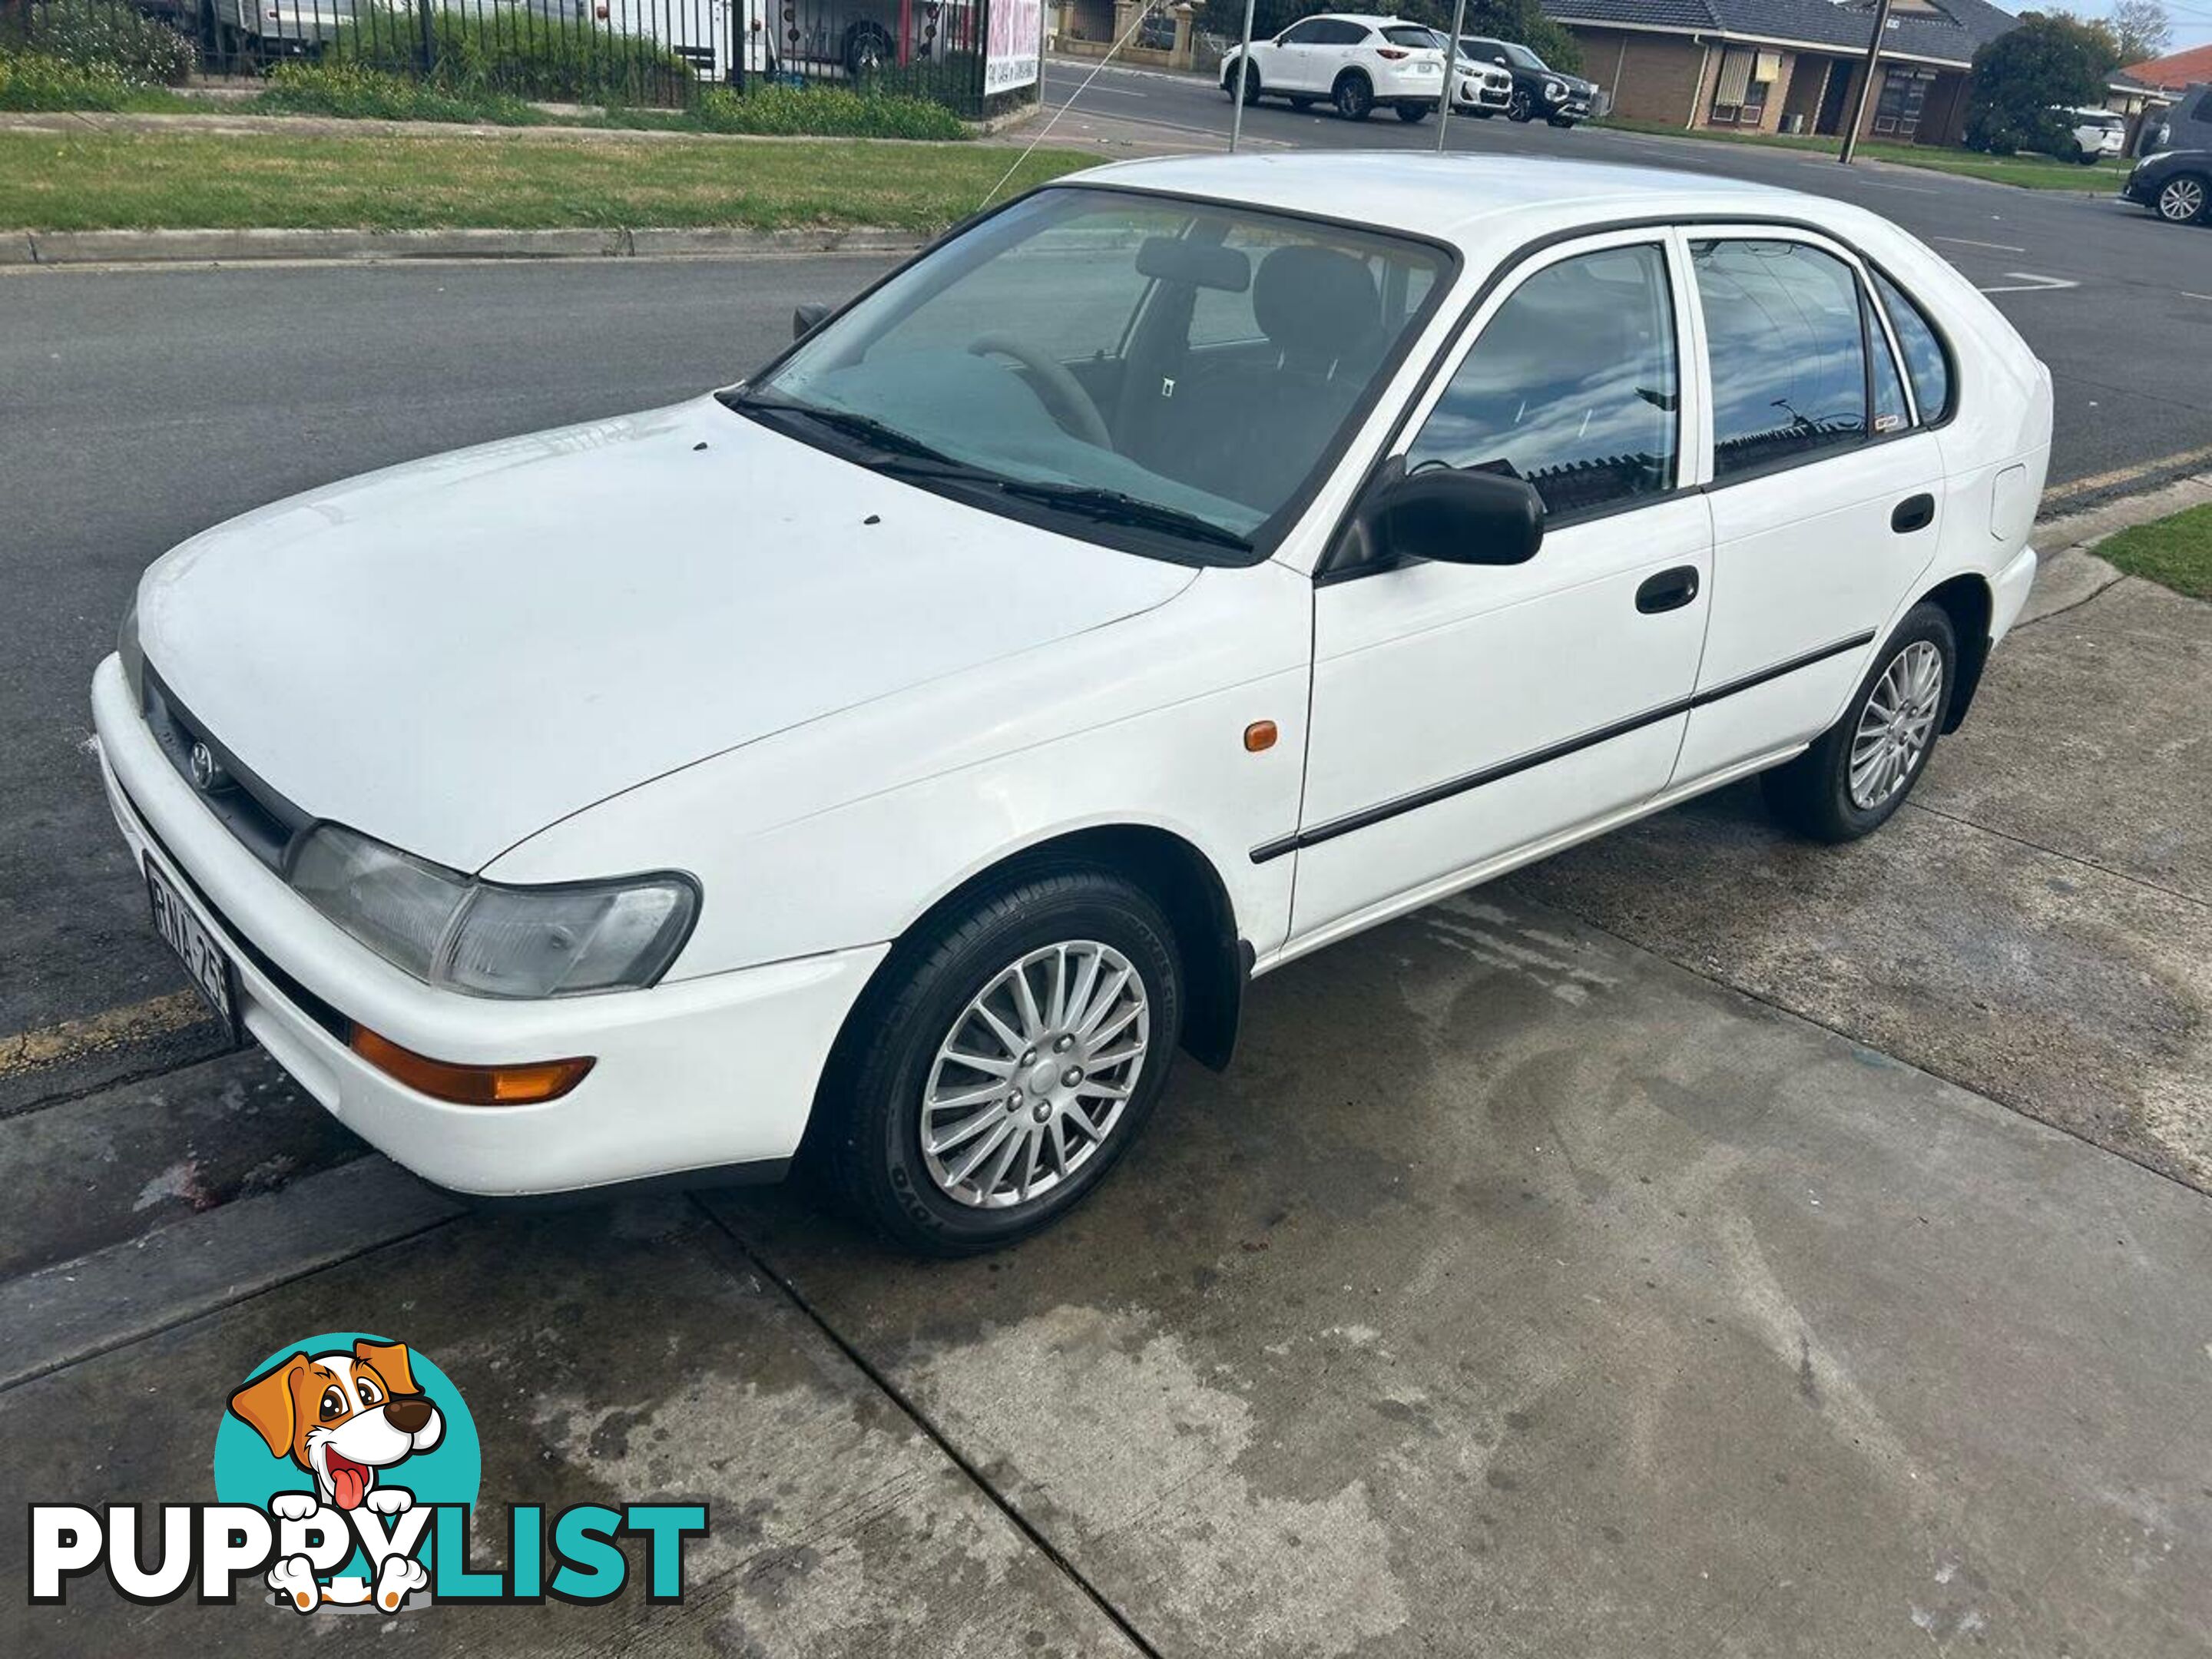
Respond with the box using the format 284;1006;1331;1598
1872;271;1953;424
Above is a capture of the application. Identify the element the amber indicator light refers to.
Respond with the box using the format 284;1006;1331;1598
1244;720;1278;753
350;1026;594;1107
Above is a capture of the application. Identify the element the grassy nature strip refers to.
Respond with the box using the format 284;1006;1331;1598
0;48;197;111
1594;115;2134;193
2098;503;2212;602
0;129;1084;233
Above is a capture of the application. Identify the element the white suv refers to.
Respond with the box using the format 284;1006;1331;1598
1221;13;1446;123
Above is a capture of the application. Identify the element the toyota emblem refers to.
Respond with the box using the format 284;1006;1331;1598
187;740;227;793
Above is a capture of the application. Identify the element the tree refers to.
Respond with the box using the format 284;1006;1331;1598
1963;12;2120;157
2108;0;2171;65
1199;0;1583;75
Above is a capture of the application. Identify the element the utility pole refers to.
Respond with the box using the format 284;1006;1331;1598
1838;0;1895;165
1229;0;1257;153
1435;0;1469;151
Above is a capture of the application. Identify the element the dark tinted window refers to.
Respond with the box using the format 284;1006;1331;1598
1406;243;1677;518
1694;239;1866;478
1314;19;1369;44
1873;270;1952;423
1382;25;1438;48
1279;20;1328;43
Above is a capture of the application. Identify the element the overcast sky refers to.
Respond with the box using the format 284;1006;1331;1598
2040;0;2212;55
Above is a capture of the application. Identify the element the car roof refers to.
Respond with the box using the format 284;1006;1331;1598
1067;152;1853;254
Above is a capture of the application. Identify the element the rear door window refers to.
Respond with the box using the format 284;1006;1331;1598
1692;239;1867;479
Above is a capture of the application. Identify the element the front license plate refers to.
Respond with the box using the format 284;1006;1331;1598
145;857;240;1041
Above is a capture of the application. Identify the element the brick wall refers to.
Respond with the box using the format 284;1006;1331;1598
1562;28;1710;126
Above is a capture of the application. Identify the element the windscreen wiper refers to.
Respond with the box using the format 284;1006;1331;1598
729;393;962;467
991;481;1253;552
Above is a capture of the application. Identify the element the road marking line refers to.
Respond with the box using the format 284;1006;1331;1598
1977;272;2079;294
2042;442;2212;503
1041;79;1147;97
0;992;210;1079
2182;291;2212;303
1935;236;2028;253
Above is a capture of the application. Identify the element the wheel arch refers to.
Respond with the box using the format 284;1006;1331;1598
849;823;1251;1075
1919;571;1994;733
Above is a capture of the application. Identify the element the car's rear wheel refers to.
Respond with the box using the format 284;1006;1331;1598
1333;71;1373;121
1762;603;1955;843
1396;100;1430;123
843;22;892;78
2156;172;2208;224
812;867;1181;1255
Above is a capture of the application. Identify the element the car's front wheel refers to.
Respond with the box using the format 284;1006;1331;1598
2155;172;2208;224
1507;87;1534;121
1762;603;1955;843
1225;62;1262;104
813;867;1181;1254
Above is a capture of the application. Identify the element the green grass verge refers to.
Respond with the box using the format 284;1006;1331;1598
0;130;1087;233
0;50;198;112
2097;503;2212;601
1595;116;2132;192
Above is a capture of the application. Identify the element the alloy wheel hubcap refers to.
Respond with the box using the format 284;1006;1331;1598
920;942;1150;1210
2162;179;2204;220
1848;641;1943;810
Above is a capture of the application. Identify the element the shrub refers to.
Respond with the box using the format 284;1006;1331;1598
15;0;197;86
1964;12;2117;157
0;48;138;109
331;11;694;106
256;59;541;124
686;83;965;139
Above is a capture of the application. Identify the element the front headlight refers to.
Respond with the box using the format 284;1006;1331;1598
118;592;144;710
288;823;697;998
1544;78;1566;100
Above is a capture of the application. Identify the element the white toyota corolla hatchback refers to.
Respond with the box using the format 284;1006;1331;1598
94;155;2049;1252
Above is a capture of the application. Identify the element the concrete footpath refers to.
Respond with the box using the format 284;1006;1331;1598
5;883;2209;1654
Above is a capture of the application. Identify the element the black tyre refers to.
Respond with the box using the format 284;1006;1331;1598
812;867;1182;1255
1762;602;1957;843
1333;71;1373;121
2155;172;2208;224
1507;87;1533;121
1224;61;1262;104
1396;101;1431;123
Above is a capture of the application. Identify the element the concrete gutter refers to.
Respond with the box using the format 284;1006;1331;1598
2;224;929;267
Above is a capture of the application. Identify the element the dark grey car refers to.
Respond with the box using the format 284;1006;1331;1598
2145;84;2212;155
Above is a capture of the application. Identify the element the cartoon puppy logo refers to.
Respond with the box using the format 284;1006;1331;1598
227;1338;444;1612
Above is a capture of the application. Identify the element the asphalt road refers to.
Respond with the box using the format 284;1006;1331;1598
1043;57;2212;492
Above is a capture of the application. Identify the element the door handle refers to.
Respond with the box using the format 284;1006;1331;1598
1891;492;1936;534
1635;565;1700;614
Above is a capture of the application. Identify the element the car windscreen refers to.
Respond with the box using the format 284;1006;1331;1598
1501;41;1545;70
732;188;1453;563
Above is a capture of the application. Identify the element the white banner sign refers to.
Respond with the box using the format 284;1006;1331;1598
985;0;1043;94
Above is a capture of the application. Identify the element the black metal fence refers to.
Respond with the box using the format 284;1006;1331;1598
4;0;1010;114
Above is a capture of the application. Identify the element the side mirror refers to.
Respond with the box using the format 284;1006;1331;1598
792;303;831;341
1349;465;1544;569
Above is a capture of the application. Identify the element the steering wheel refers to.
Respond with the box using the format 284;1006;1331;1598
966;333;1113;449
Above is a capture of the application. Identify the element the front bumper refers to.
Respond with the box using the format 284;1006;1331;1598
1452;78;1509;110
90;654;886;1197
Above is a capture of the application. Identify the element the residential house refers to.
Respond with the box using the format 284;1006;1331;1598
1540;0;2022;145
